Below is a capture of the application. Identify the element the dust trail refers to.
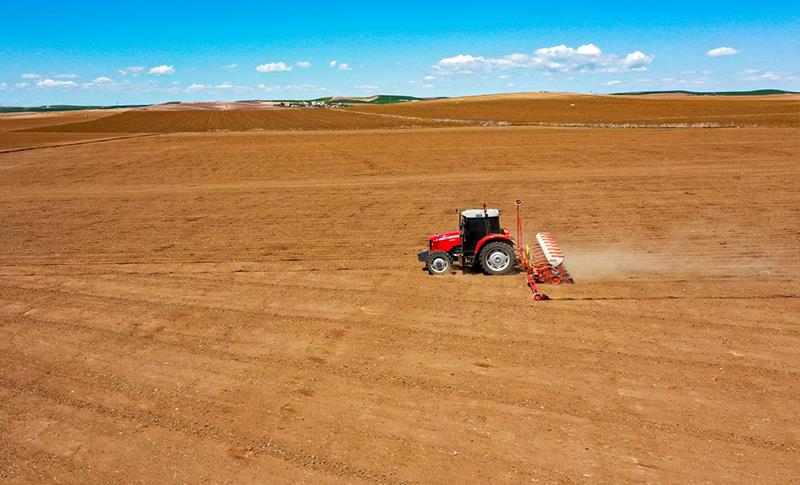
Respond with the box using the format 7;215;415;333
561;248;668;281
557;238;788;281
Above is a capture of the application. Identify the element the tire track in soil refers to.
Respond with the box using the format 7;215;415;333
2;281;798;393
2;278;798;365
0;430;116;483
0;133;159;154
3;307;796;454
0;376;398;484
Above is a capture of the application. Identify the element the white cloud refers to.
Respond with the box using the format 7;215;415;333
328;60;351;71
434;54;496;74
258;83;327;92
740;69;798;82
79;78;122;89
707;47;739;58
421;83;434;89
15;82;29;88
745;71;779;81
36;79;78;88
149;65;175;75
433;44;654;75
54;73;79;79
256;62;292;73
21;73;41;79
622;51;654;71
576;43;602;56
118;66;145;76
182;82;252;93
296;61;311;68
424;75;436;80
0;82;7;90
354;84;379;90
605;80;622;86
506;82;516;87
222;63;238;71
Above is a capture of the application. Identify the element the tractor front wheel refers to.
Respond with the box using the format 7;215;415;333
426;251;452;275
479;241;514;275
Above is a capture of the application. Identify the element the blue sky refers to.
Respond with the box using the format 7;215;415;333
1;1;799;105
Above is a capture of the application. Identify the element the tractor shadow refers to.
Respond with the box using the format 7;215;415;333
460;265;524;276
418;265;524;277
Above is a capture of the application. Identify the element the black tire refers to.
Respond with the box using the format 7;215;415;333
425;251;452;275
479;241;514;275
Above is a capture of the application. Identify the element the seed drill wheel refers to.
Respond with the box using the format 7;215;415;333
426;251;452;275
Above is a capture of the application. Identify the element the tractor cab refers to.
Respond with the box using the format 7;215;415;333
460;208;503;255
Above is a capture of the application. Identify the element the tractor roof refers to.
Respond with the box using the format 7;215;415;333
461;209;500;218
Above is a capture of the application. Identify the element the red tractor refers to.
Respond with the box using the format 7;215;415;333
417;201;573;299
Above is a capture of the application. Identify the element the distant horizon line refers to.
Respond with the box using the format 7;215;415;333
2;89;798;111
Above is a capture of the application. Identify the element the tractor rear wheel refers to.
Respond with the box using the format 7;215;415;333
426;251;452;275
479;241;514;275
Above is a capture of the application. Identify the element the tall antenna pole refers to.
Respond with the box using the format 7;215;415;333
514;199;524;247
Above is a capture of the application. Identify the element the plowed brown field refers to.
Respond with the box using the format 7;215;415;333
0;133;151;152
1;101;799;483
18;94;800;135
25;108;449;133
347;93;800;127
0;111;115;131
0;111;125;152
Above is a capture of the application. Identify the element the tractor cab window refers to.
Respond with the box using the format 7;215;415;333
464;216;500;235
462;216;501;252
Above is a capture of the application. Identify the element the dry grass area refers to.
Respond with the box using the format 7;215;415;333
0;98;799;483
348;93;800;127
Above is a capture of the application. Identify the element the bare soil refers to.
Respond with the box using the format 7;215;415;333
0;133;145;152
0;102;798;483
0;111;115;132
23;109;449;133
348;93;800;127
17;94;800;136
